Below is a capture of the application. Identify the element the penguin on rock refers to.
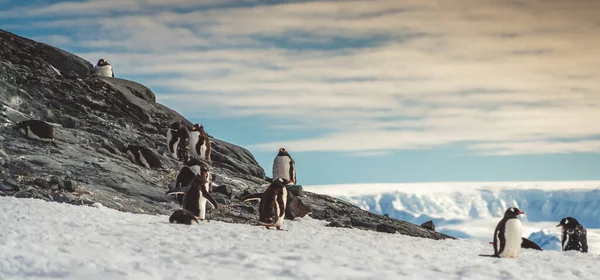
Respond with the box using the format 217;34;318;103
188;123;211;162
166;121;189;160
272;148;296;185
93;58;114;78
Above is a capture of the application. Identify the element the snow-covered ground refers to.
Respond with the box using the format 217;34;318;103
305;181;600;251
1;197;600;280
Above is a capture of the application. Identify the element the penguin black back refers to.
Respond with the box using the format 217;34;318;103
121;145;163;169
16;119;55;141
169;209;199;225
242;178;291;228
557;217;588;253
492;207;524;258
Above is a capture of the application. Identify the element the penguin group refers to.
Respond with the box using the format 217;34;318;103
482;207;588;258
165;120;299;231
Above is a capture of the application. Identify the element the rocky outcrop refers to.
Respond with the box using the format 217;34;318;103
0;29;454;240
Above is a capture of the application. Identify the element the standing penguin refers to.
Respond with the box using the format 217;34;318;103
557;217;588;253
188;123;211;162
166;121;189;160
488;207;525;258
93;58;114;78
182;168;218;221
166;158;206;205
242;178;292;230
16;120;55;143
272;148;296;185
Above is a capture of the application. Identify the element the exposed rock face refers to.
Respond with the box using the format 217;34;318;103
0;29;454;240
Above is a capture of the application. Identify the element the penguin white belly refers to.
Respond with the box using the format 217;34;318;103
189;131;200;158
188;165;201;175
93;65;113;77
137;151;150;169
126;150;137;164
200;144;207;159
273;156;291;180
500;219;522;258
166;130;178;158
198;195;207;220
274;189;288;227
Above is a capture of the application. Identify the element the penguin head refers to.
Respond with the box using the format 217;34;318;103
191;123;203;131
504;207;525;218
97;59;109;66
277;148;289;156
169;121;181;131
557;217;581;229
272;177;292;187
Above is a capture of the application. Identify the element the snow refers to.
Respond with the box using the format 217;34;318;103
305;181;600;252
2;196;600;280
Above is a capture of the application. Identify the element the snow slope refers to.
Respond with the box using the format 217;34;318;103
1;197;600;280
305;181;600;251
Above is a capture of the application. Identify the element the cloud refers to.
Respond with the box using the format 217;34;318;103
4;0;600;156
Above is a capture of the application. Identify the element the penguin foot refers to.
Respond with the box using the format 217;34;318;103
265;226;271;230
276;227;283;231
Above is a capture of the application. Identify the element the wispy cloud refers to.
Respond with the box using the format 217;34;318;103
4;0;600;156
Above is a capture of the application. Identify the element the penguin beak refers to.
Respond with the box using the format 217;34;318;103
489;242;494;245
556;224;562;227
179;162;185;166
517;211;525;215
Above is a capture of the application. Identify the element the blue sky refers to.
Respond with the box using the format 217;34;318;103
1;0;599;185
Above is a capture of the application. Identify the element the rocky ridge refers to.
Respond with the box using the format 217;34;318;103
0;29;453;240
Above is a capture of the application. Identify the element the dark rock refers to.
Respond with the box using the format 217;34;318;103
33;178;50;189
213;192;230;205
213;185;233;197
326;220;352;228
421;220;436;231
377;224;397;234
63;180;77;192
286;184;304;196
0;183;14;191
49;176;65;190
285;192;310;220
14;190;30;198
4;178;19;187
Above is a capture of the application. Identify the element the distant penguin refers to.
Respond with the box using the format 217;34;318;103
182;168;218;221
166;121;189;160
489;207;525;258
166;158;207;204
93;58;114;78
272;148;296;185
169;209;199;225
242;177;292;230
489;237;542;251
121;145;163;169
16;120;55;142
557;217;588;253
188;123;211;162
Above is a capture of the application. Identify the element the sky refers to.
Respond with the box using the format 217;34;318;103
1;0;599;185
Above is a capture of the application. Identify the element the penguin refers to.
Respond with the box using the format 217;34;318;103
166;121;189;160
181;168;218;221
169;209;199;225
166;158;208;205
272;148;296;185
489;237;542;251
188;123;211;162
93;58;114;78
481;207;525;258
242;177;292;230
489;207;525;258
557;217;588;253
121;145;163;169
16;120;55;142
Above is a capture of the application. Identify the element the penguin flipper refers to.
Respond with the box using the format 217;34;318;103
478;254;500;258
242;193;262;202
201;188;219;209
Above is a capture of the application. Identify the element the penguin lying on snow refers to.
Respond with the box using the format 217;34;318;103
93;58;114;78
557;217;588;253
169;209;199;225
273;148;296;184
188;123;211;162
120;145;163;169
242;178;293;230
182;168;218;221
16;120;56;143
166;121;189;160
489;237;542;251
480;207;525;258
